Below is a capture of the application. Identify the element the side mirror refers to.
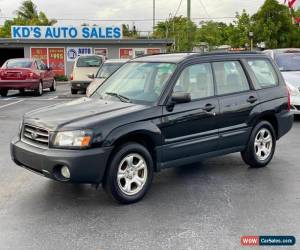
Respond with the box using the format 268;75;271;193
171;92;191;104
87;73;95;79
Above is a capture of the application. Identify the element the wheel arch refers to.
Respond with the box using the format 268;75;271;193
254;112;279;139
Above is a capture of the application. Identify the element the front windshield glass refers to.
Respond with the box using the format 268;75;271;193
93;62;176;104
275;53;300;71
96;63;123;79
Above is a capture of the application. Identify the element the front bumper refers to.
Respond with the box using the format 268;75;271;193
10;137;113;184
0;79;39;90
291;95;300;114
71;81;92;90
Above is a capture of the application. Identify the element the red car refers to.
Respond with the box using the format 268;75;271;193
0;58;56;97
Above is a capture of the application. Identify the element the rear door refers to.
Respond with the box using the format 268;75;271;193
161;62;220;165
213;60;260;150
37;60;52;87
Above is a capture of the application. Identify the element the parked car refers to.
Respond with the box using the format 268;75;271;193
70;55;104;94
86;59;129;97
0;58;55;97
11;52;293;204
264;48;300;114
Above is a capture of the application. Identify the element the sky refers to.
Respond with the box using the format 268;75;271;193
0;0;297;32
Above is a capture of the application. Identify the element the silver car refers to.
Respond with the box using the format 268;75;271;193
264;49;300;114
86;59;129;97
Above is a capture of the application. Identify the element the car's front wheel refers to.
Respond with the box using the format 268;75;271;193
241;121;276;168
104;143;154;204
71;88;78;95
50;80;56;92
0;89;8;97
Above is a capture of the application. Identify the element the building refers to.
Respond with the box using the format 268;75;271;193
0;38;173;77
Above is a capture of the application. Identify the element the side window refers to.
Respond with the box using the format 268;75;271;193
246;59;278;88
173;63;214;100
213;61;250;95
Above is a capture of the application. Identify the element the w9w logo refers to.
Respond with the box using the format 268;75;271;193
241;236;259;246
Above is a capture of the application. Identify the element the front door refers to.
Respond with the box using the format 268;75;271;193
160;62;220;166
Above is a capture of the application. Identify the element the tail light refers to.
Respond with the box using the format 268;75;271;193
0;70;3;80
70;73;73;81
286;85;291;112
27;71;35;79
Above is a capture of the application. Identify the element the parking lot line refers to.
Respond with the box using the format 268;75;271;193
0;100;24;110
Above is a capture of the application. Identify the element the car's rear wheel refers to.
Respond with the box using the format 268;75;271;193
50;80;56;92
71;88;78;95
35;82;43;96
0;89;8;97
19;89;25;94
241;121;276;168
103;143;154;204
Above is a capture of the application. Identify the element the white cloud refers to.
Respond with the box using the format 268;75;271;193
0;0;295;31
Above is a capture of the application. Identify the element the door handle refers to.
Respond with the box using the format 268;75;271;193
202;103;215;112
247;96;258;104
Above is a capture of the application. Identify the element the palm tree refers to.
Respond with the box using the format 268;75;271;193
15;0;38;20
15;0;56;25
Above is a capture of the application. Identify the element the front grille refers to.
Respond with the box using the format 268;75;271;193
22;124;49;147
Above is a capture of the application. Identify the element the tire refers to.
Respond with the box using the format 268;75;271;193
35;82;43;96
0;89;8;97
19;89;25;94
71;88;78;95
103;142;154;204
241;121;276;168
50;80;56;92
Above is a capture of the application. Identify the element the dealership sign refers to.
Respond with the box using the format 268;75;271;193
11;26;122;40
66;47;93;61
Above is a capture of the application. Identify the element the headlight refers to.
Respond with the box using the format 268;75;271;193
53;130;93;149
286;82;299;96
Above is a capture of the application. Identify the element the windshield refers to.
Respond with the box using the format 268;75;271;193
5;60;33;69
96;63;124;79
93;62;176;104
76;56;103;67
275;53;300;71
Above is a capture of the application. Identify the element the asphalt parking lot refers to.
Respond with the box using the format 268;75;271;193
0;84;299;250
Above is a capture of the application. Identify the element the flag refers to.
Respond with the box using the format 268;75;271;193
285;0;297;8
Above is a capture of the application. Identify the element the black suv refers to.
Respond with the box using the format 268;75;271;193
11;52;293;204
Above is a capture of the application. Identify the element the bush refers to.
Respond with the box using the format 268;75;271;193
54;75;69;81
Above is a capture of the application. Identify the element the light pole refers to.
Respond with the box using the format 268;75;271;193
249;32;254;51
153;0;156;33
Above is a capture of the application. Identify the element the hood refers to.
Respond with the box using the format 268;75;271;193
73;67;99;81
281;71;300;88
24;98;148;131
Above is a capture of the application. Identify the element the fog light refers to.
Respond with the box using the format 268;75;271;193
61;166;70;179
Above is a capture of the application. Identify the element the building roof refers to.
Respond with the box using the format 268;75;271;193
0;38;174;46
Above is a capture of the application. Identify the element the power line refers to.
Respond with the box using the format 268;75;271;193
174;0;184;17
0;16;236;22
198;0;210;18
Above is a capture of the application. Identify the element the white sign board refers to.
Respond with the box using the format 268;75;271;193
66;47;93;62
11;26;122;40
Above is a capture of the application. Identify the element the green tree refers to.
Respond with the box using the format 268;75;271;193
252;0;294;48
0;0;56;38
196;21;228;48
122;24;138;38
154;16;197;51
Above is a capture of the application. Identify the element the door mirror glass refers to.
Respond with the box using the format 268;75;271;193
171;92;191;104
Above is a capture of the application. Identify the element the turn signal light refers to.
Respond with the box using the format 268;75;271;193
81;136;92;147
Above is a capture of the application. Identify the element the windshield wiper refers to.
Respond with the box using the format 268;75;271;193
105;92;131;103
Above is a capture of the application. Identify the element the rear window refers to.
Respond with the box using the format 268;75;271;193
247;59;278;88
76;56;103;67
275;53;300;72
5;60;33;69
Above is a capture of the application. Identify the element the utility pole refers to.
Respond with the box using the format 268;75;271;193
153;0;156;33
187;0;191;20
